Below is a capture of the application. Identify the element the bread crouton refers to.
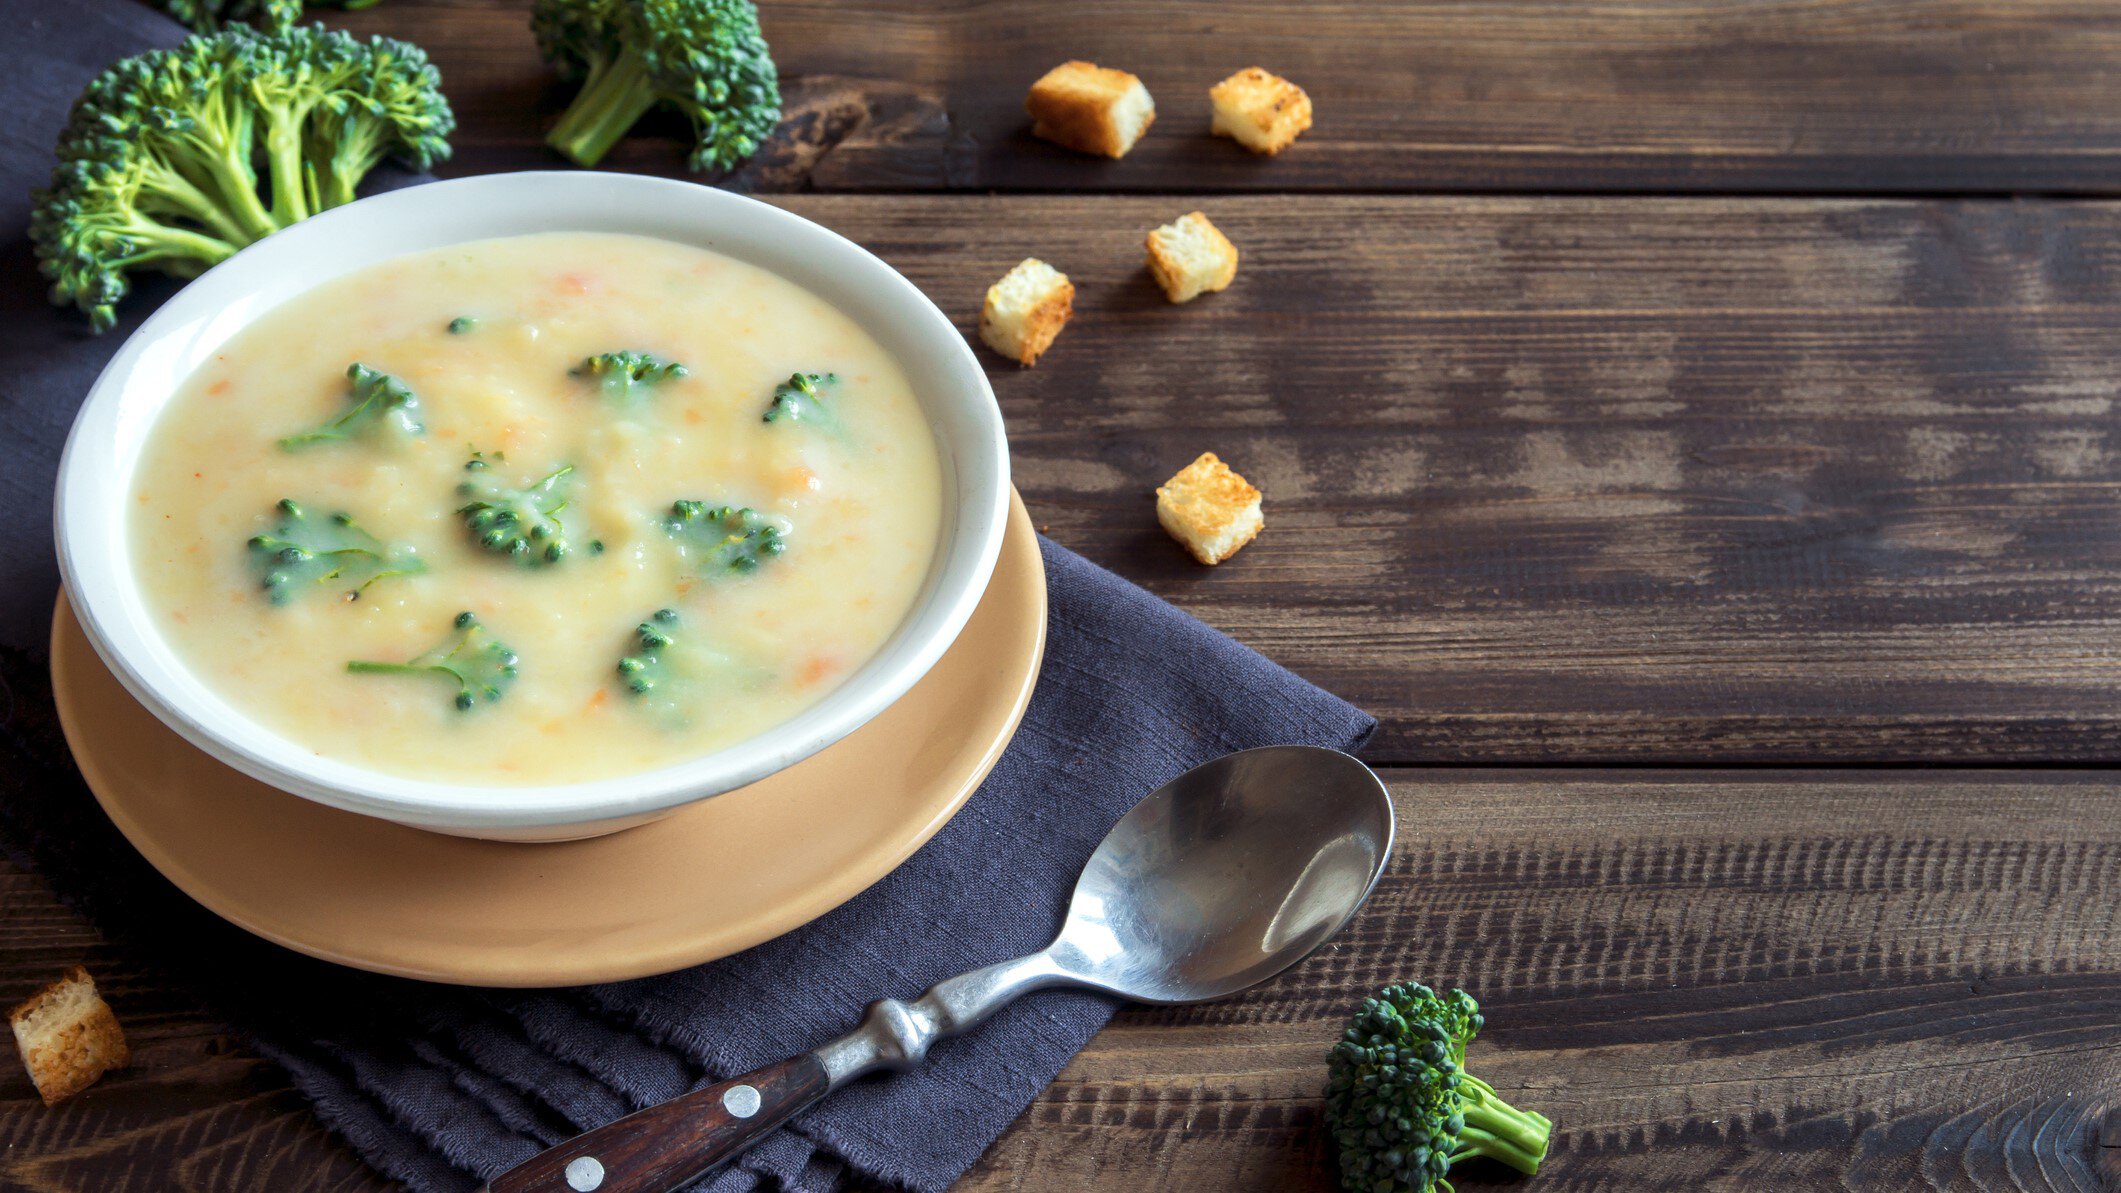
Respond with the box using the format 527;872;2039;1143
1027;61;1156;158
1157;452;1263;564
10;967;128;1107
1146;211;1239;303
1209;67;1312;155
980;258;1075;367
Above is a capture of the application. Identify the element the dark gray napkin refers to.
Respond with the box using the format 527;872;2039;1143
0;6;1377;1191
1;4;187;652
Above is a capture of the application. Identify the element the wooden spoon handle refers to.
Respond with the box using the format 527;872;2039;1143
483;1053;828;1193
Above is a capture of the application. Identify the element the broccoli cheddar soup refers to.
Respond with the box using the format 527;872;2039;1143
130;232;945;785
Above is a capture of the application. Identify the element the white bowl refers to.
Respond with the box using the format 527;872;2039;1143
55;172;1009;842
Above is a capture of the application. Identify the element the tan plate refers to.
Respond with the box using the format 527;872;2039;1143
50;490;1044;987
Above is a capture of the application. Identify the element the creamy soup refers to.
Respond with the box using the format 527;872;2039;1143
131;232;944;785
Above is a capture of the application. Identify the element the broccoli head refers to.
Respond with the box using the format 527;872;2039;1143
659;500;786;575
1324;984;1552;1193
154;0;293;35
279;363;425;449
456;453;579;566
616;608;681;697
614;607;754;722
761;371;838;429
31;25;454;332
572;350;688;404
153;0;378;35
295;27;455;210
532;0;780;172
246;498;423;604
347;611;518;711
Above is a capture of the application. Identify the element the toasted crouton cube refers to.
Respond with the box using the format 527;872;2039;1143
10;967;128;1107
1157;452;1263;565
1146;211;1239;303
1210;67;1312;155
980;258;1075;366
1027;61;1156;159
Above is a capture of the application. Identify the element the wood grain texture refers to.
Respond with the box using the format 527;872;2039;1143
4;771;2118;1189
17;0;2121;1181
330;0;2121;194
0;864;385;1193
721;193;2121;765
962;771;2121;1191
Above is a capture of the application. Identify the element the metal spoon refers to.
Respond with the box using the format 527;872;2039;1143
486;745;1395;1193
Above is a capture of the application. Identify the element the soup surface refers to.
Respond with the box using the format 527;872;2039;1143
131;232;944;785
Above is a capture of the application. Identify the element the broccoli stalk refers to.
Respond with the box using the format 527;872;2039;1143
32;25;454;331
545;37;658;169
1325;984;1552;1193
456;453;580;566
347;611;518;711
532;0;781;172
659;500;786;574
572;350;687;404
246;498;422;604
279;362;425;449
245;35;338;227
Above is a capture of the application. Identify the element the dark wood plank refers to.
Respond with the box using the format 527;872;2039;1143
330;0;2121;194
0;863;386;1193
729;193;2121;765
964;770;2121;1191
4;771;2117;1189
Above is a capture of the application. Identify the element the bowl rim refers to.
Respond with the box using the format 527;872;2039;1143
54;171;1009;832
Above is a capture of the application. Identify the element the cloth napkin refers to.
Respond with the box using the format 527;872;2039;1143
0;6;1377;1190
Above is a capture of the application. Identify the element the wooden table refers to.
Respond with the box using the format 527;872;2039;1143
5;2;2121;1188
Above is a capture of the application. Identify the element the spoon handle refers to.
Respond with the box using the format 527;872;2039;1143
482;953;1068;1193
482;1054;827;1193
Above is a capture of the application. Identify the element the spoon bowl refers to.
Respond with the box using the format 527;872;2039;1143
1053;745;1396;1003
488;745;1395;1193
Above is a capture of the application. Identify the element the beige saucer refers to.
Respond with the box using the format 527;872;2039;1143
50;491;1045;987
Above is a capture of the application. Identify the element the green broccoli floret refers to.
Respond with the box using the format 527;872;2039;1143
278;363;425;449
532;0;780;172
616;607;680;696
30;25;453;332
347;611;518;711
614;607;754;722
659;500;785;574
1325;985;1551;1193
155;0;297;34
761;371;837;429
154;0;378;35
456;453;578;566
300;32;453;211
447;316;476;334
572;350;687;404
246;498;422;604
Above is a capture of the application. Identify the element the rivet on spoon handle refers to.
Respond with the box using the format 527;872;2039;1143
482;954;1065;1193
481;1055;826;1193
